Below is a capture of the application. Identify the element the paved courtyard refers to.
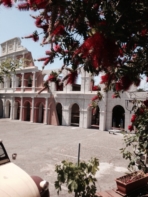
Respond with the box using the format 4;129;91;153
0;119;130;197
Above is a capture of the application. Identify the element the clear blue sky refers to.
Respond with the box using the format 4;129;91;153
0;6;61;71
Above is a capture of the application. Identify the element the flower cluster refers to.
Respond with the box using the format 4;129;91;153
2;0;148;94
122;99;148;173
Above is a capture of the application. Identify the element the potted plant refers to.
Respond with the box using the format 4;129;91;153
54;158;99;197
117;99;148;195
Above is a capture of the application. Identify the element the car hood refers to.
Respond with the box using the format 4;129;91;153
0;162;40;197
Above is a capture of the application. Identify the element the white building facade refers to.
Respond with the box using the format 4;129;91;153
0;37;147;131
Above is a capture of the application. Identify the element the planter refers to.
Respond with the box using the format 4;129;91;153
116;171;148;195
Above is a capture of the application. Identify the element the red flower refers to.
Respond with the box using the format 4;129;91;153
47;74;56;82
23;31;39;42
92;86;101;91
28;0;48;9
54;45;62;53
52;25;65;36
138;107;144;115
35;17;42;27
112;94;116;98
37;24;48;32
100;74;110;84
141;29;148;36
91;95;99;101
18;3;29;10
144;100;148;107
128;125;133;131
131;114;136;122
115;82;122;91
45;50;52;55
65;71;78;85
119;49;123;57
1;0;13;7
37;57;48;61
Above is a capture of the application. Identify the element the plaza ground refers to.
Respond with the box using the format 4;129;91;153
0;119;129;197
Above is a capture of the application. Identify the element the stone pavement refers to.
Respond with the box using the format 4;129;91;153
0;119;129;197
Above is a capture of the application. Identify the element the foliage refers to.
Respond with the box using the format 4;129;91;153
1;0;148;95
55;158;99;197
0;58;22;83
121;99;148;173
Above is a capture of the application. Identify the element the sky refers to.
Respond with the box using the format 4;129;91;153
0;5;62;71
0;6;147;88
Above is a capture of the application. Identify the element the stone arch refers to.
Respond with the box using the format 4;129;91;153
25;74;33;87
27;75;33;87
112;105;125;129
0;99;3;118
71;103;80;126
5;100;11;118
14;101;20;120
91;106;100;128
37;103;44;123
24;101;31;121
56;103;62;125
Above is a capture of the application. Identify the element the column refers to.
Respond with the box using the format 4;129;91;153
14;39;16;51
4;75;7;89
10;97;14;120
44;97;48;124
11;74;14;89
22;52;25;68
81;109;88;128
21;73;24;92
99;110;106;131
32;72;36;92
31;97;34;122
3;98;6;118
19;97;23;121
79;110;84;128
62;107;70;126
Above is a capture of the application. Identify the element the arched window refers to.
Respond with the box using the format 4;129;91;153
56;103;62;125
38;103;44;123
24;102;31;121
112;105;125;129
91;106;100;129
27;76;32;87
71;103;80;126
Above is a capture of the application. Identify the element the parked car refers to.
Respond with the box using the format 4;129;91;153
0;139;49;197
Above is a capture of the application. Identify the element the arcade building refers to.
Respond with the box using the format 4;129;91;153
0;37;147;131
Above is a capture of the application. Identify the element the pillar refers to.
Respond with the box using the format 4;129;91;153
32;72;36;92
21;73;24;92
62;107;70;126
22;53;25;68
4;75;7;89
31;97;34;122
10;97;14;120
3;99;6;118
44;97;48;124
20;97;23;121
79;110;84;128
80;109;88;128
11;74;15;89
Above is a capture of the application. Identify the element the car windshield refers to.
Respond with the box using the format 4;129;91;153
0;143;10;165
